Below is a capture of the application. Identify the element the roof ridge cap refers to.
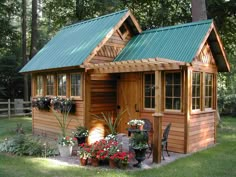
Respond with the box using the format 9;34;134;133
142;19;213;34
62;9;129;30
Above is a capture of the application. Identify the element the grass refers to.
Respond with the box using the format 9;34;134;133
0;116;235;177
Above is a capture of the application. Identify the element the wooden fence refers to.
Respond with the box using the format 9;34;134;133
0;99;31;119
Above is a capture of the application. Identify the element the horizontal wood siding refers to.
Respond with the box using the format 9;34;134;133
88;74;117;143
140;111;186;153
188;111;216;152
32;100;85;138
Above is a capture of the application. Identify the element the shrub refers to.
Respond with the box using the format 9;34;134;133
0;134;56;157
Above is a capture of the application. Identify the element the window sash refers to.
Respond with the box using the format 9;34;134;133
205;73;213;108
58;74;66;96
192;72;201;110
165;72;181;110
36;76;43;96
144;73;155;109
71;73;81;97
46;75;54;95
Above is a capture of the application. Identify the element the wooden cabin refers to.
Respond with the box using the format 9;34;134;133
20;9;230;161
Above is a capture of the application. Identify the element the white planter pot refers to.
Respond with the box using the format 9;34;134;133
58;145;73;157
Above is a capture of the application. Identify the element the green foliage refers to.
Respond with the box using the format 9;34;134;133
50;105;74;137
130;132;148;149
0;134;56;157
92;110;126;135
0;55;24;99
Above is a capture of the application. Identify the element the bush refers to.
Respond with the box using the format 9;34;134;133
0;134;56;157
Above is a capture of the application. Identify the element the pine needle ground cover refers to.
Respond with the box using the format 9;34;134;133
0;117;235;177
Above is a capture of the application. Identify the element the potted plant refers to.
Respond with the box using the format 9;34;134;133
127;119;145;130
51;97;75;113
56;136;76;157
130;132;149;168
73;126;89;145
51;98;76;157
78;143;91;166
32;97;51;111
92;109;126;135
110;152;130;169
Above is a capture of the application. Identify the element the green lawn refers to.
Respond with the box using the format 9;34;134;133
0;117;236;177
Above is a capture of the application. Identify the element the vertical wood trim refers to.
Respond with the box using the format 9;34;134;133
32;74;36;97
214;73;217;144
201;72;205;111
43;75;46;96
85;73;91;128
54;74;58;96
152;70;162;163
67;73;70;97
184;66;191;153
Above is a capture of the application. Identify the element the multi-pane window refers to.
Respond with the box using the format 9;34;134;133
36;75;43;96
58;74;66;96
165;72;181;110
205;73;213;108
71;73;81;97
192;72;201;110
46;75;54;95
144;73;155;109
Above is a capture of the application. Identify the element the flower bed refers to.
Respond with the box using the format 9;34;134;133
77;138;133;169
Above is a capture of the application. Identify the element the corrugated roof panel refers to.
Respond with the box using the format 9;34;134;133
20;9;129;73
115;19;213;63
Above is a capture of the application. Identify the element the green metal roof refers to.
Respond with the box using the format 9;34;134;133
114;20;213;63
20;9;129;73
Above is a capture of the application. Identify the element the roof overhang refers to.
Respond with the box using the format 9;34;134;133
84;58;187;74
195;22;230;72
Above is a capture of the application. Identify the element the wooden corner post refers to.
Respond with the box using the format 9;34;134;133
152;70;163;163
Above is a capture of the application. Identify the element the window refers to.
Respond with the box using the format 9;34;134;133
71;73;81;97
205;73;213;108
46;75;54;95
165;72;181;110
36;75;43;96
192;72;201;110
58;74;66;96
144;73;155;109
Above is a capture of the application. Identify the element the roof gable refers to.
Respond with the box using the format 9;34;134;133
20;9;137;73
114;20;230;72
115;20;213;63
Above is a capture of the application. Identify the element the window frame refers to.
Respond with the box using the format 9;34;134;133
205;73;213;110
164;71;182;112
36;75;44;96
57;74;67;96
143;72;155;110
192;72;201;111
46;74;55;96
70;72;83;99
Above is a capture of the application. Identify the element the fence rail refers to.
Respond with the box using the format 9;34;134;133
0;99;32;119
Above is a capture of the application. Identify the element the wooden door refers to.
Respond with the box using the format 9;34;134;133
117;73;141;133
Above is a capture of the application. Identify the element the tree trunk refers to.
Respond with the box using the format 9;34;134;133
191;0;207;22
22;0;29;101
30;0;38;59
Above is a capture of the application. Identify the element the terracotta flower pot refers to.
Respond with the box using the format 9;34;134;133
80;158;87;166
109;159;117;169
91;158;99;167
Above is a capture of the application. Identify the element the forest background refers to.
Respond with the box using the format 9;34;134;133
0;0;235;115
